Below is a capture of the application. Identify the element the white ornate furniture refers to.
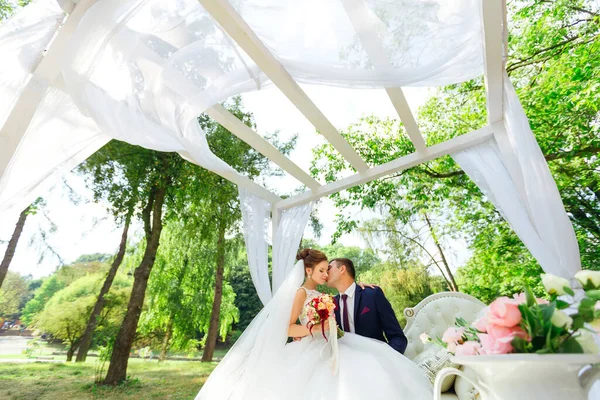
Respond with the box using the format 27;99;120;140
404;292;486;400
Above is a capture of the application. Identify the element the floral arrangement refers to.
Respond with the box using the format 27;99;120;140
421;271;600;356
302;294;344;340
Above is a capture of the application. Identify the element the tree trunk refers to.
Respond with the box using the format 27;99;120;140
424;213;459;292
76;212;132;362
66;340;79;362
201;222;227;362
103;186;166;385
0;205;30;288
159;316;173;363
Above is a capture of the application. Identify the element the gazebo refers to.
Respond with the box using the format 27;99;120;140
0;0;579;300
2;0;596;397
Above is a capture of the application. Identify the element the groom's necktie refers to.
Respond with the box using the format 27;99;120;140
341;294;350;332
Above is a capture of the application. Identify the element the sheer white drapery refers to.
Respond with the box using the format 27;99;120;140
0;0;487;217
0;1;109;224
272;202;314;292
452;76;580;279
238;188;272;305
238;188;313;302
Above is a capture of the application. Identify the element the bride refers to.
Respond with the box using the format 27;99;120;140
196;248;432;400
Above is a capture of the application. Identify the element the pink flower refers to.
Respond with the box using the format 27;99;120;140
478;333;513;354
488;297;522;327
473;316;488;333
455;341;483;356
442;327;465;346
487;324;528;341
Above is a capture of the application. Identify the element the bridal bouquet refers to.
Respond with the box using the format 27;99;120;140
423;271;600;356
303;294;344;340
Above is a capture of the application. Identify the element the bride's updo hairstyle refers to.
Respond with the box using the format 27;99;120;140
296;248;327;277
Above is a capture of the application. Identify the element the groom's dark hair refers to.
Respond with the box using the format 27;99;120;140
330;258;355;280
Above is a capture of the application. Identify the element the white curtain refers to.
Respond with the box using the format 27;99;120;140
451;75;580;279
272;202;314;293
238;188;272;305
238;189;313;302
0;1;110;224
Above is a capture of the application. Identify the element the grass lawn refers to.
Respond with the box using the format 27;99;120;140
0;359;217;399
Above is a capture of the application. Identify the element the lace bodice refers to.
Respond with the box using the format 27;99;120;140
299;287;323;327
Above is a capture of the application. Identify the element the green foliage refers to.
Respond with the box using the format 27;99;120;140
455;224;546;304
32;273;131;349
21;261;111;325
359;263;445;326
0;0;14;20
228;251;263;334
0;272;29;318
138;222;239;351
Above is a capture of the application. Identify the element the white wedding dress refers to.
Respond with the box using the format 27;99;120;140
196;261;432;400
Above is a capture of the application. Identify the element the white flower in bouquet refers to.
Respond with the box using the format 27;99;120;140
575;270;600;289
541;274;570;296
550;310;573;330
575;330;599;354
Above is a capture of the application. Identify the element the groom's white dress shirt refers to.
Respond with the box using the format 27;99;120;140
340;282;356;333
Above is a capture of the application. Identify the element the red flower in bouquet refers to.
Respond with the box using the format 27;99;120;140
302;294;343;340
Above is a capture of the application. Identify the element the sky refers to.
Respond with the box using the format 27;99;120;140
0;83;470;279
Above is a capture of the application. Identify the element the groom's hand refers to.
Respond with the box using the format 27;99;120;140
358;282;377;290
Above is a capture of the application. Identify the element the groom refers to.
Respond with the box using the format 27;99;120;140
327;258;408;354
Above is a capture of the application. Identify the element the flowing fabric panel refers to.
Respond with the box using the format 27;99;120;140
452;140;569;277
0;0;63;131
234;0;483;87
0;88;109;224
238;188;272;305
452;75;580;279
501;73;580;277
272;202;314;292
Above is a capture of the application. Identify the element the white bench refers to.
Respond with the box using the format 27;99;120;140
404;292;486;400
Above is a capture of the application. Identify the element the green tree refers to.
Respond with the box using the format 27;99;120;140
84;141;177;384
76;212;133;362
138;221;239;361
359;263;444;326
0;272;29;318
32;273;131;361
228;247;263;333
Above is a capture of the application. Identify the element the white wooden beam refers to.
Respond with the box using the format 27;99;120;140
197;0;369;173
275;125;494;210
340;0;427;153
221;169;281;204
0;0;97;179
482;0;505;123
385;88;427;153
205;105;321;190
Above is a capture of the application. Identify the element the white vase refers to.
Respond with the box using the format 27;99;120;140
433;354;600;400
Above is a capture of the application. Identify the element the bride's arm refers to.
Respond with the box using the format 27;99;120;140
288;290;311;337
287;290;329;337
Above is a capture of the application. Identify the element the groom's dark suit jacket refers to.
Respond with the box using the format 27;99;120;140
334;285;408;354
